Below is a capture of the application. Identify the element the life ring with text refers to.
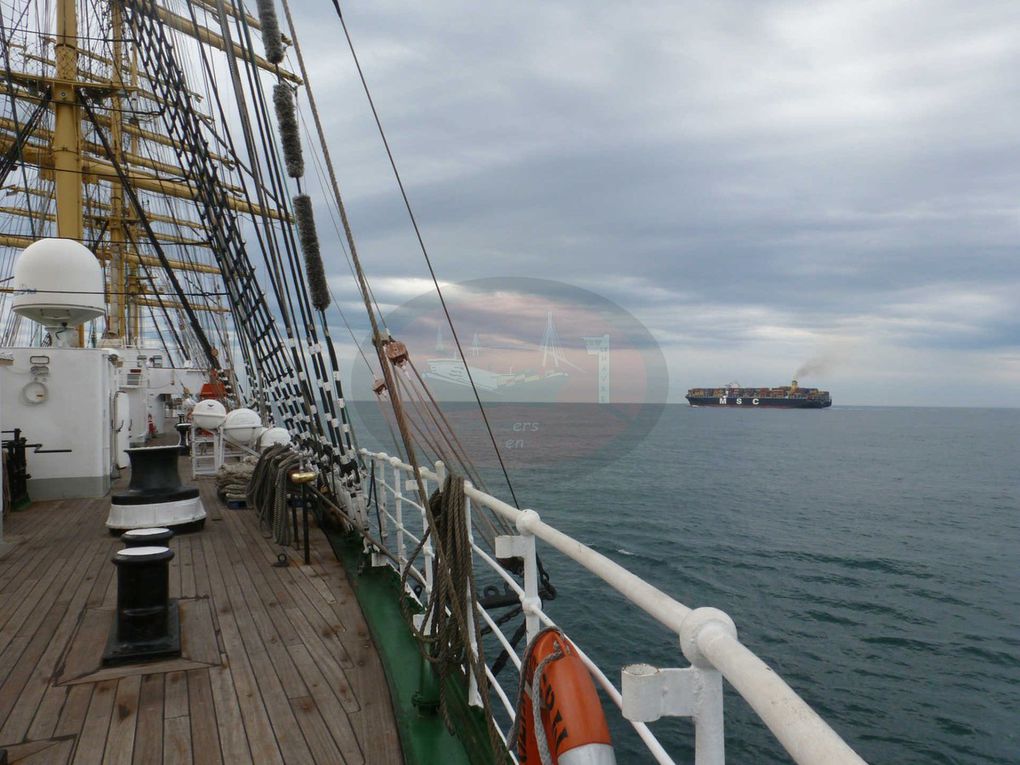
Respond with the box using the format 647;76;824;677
515;628;616;764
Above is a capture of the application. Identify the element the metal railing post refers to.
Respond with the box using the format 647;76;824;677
463;486;482;707
495;509;541;644
390;456;406;570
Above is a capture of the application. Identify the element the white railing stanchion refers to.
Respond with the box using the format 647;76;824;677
463;487;483;707
494;509;541;644
622;662;724;765
390;456;407;570
370;453;389;567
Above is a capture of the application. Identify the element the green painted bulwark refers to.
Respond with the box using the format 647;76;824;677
324;525;508;765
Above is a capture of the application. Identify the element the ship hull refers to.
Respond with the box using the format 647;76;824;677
686;396;831;409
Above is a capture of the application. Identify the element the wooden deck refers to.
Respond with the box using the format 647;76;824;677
0;473;403;764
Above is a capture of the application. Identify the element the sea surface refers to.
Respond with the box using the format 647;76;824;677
349;403;1019;764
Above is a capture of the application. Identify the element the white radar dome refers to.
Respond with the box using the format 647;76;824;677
259;427;292;448
223;408;262;445
12;238;105;328
192;399;227;430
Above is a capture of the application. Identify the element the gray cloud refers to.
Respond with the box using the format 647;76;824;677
290;0;1020;405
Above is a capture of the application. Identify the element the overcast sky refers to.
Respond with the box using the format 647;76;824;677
286;1;1020;406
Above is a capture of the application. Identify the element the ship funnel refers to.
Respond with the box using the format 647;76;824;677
11;239;105;335
791;379;799;392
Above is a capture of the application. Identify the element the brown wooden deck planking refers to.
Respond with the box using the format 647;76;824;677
0;466;403;764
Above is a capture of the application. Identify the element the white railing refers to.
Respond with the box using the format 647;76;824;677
357;449;868;765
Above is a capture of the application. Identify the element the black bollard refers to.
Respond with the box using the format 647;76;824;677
102;545;180;665
175;422;191;455
121;527;174;547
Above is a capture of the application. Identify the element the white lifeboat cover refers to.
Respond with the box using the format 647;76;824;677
192;399;227;430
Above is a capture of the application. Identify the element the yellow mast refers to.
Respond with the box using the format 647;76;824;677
52;0;83;242
51;0;87;344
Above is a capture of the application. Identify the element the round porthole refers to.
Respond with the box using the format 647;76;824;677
23;380;48;404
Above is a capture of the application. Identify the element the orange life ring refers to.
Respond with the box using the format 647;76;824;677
516;628;616;765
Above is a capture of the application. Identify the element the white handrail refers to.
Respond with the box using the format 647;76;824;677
357;449;867;765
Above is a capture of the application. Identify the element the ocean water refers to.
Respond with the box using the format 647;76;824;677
349;403;1020;763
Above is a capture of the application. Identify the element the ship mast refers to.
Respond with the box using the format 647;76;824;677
52;0;83;244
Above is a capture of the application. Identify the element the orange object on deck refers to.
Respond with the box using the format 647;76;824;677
516;628;615;764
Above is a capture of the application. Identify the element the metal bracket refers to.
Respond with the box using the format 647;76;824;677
622;664;720;721
623;662;726;764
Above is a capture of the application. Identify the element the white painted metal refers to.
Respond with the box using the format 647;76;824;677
390;457;407;570
463;488;483;708
359;448;868;765
622;663;724;764
114;390;131;470
11;239;105;331
105;495;205;530
0;348;116;498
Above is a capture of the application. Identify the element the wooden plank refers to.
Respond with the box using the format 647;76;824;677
168;537;182;601
187;531;219;636
163;715;192;765
19;737;75;764
63;659;211;687
222;526;301;648
289;696;348;765
210;528;313;763
179;536;196;599
104;675;142;765
0;739;62;761
11;541;112;741
0;500;70;593
55;608;113;685
28;538;115;740
164;671;189;719
26;685;69;741
287;644;363;762
178;599;219;666
282;607;360;713
221;538;307;700
0;533;91;676
101;563;118;608
0;602;65;730
186;670;222;765
71;678;117;765
132;674;164;765
198;534;283;765
206;666;252;765
54;684;93;739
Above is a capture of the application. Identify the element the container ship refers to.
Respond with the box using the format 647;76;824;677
686;379;832;408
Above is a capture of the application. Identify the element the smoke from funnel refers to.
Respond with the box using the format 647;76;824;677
795;357;832;379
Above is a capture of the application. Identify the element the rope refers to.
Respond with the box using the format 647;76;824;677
248;443;302;545
532;646;565;765
508;626;569;760
397;473;505;756
329;0;522;510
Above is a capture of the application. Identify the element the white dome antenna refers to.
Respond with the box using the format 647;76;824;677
11;238;105;342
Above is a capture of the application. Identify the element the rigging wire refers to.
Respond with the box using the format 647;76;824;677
328;0;521;509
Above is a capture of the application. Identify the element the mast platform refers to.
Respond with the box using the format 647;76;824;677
0;465;402;764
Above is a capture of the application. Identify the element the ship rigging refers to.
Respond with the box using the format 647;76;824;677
0;2;870;763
